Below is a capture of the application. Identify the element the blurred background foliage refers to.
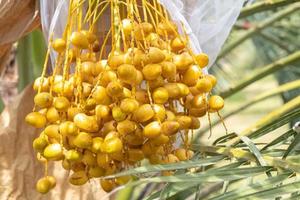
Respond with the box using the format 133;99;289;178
0;0;300;199
17;30;46;92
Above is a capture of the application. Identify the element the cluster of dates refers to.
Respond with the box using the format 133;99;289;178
25;0;224;194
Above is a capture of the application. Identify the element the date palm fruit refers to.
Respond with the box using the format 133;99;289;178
71;162;86;172
148;47;165;63
209;95;225;111
161;121;180;136
109;151;124;161
43;143;63;160
92;86;111;105
100;179;116;192
106;81;124;98
82;150;97;166
152;104;166;121
52;38;66;53
81;30;97;43
103;132;123;153
70;31;89;49
173;52;194;71
195;78;213;93
69;171;89;185
93;61;106;76
177;83;190;97
95;105;110;121
44;125;60;139
134;22;154;40
97;153;112;167
34;92;53;108
205;74;217;87
117;120;137;135
102;121;117;135
135;89;149;104
176;115;192;130
65;149;82;162
108;53;125;69
161;61;177;79
117;64;137;84
189;106;207;117
46;107;60;123
89;166;105;177
157;20;177;36
142;141;159;157
62;159;71;170
195;53;209;68
164;154;180;163
171;37;186;52
150;134;169;145
25;112;47;128
124;128;144;146
53;97;70;111
122;18;133;36
142;64;162;80
67;107;82;121
120;98;139;113
153;87;169;104
135;70;144;85
128;149;144;162
33;77;49;92
163;83;181;99
74;113;99;132
174;148;194;161
52;80;74;97
112;106;126;122
36;177;52;194
46;176;57;189
148;76;165;89
182;65;202;86
165;110;176;121
73;132;93;148
115;175;132;185
81;61;94;76
27;0;225;193
190;117;201;129
59;121;78;136
91;137;104;153
99;70;117;87
82;82;93;97
33;135;48;152
133;104;154;122
143;121;161;138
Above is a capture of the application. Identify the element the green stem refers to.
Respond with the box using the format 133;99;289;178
17;36;35;92
219;51;300;98
0;96;4;113
218;3;300;59
17;30;46;92
259;32;293;53
239;0;300;19
115;186;134;200
29;30;47;78
194;145;300;173
226;95;300;146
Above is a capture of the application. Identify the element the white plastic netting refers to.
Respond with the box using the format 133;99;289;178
40;0;246;68
160;0;245;66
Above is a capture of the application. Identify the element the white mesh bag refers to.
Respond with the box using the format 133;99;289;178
40;0;246;68
160;0;245;67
